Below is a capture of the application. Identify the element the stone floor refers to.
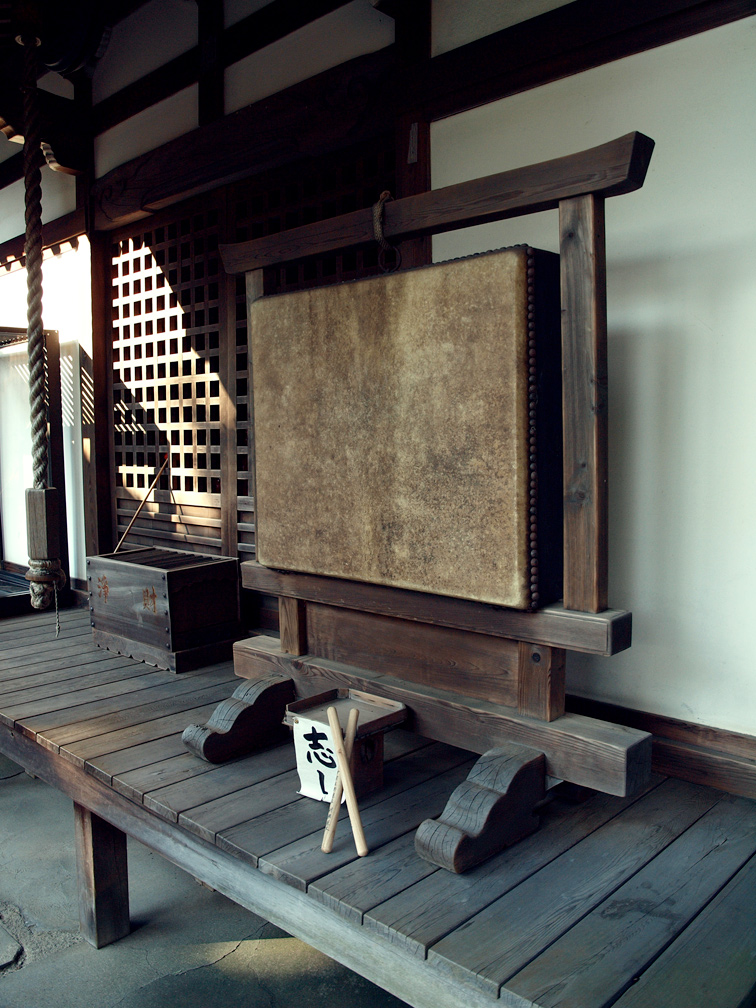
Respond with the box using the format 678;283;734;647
0;753;408;1008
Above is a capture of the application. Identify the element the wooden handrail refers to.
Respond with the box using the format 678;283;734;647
219;132;654;274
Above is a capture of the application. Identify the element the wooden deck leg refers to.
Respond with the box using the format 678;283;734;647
414;744;546;873
74;803;130;949
182;673;296;762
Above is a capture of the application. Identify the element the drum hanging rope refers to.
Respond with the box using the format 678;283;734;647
372;190;401;273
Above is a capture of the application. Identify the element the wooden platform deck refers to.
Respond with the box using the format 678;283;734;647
0;607;755;1008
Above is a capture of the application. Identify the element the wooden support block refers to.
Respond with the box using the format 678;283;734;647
306;601;518;707
415;744;545;872
517;642;565;721
182;673;295;762
279;596;307;655
233;637;651;796
73;803;130;949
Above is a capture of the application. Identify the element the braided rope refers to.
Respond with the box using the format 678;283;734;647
372;190;401;273
22;38;48;490
20;38;66;620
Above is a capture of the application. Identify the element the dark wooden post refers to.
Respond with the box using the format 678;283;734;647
392;0;432;270
517;642;566;721
559;193;608;613
74;803;131;948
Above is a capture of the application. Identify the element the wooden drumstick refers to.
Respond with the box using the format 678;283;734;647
326;706;368;857
321;707;359;853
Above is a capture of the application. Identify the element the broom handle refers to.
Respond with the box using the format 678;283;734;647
114;454;169;553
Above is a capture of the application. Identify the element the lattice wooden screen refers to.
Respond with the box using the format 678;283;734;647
108;135;395;561
110;200;226;555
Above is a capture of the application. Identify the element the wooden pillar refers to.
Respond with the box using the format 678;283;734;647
220;189;239;558
393;0;432;270
42;329;70;587
559;193;609;613
198;0;224;125
74;803;130;948
89;231;118;553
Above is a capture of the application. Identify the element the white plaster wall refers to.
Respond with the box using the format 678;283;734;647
224;0;394;115
92;0;198;103
0;172;77;247
431;18;756;734
432;0;572;55
94;84;199;178
0;242;92;582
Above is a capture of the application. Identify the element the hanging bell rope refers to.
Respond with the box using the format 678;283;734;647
21;36;47;488
19;34;66;614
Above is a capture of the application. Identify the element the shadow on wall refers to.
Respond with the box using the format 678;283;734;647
568;237;756;728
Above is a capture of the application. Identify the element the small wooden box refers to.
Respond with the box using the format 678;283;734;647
87;547;240;672
284;688;406;798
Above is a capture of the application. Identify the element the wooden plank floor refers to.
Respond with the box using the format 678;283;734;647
1;607;755;1008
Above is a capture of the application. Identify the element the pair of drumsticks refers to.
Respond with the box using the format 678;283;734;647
321;706;368;856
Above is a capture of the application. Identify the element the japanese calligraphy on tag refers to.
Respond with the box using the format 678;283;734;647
291;716;344;802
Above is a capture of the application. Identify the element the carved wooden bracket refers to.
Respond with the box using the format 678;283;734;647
0;90;86;175
415;743;546;872
182;672;295;763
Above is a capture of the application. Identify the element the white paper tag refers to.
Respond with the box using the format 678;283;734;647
292;715;343;802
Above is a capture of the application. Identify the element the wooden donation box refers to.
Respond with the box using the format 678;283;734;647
252;246;562;610
88;547;240;672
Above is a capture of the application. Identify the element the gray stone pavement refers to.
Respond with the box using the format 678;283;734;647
0;753;407;1008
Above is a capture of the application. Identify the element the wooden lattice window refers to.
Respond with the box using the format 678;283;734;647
110;202;226;555
107;135;395;564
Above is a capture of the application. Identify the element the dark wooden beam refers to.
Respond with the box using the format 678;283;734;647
0;207;86;267
91;48;396;230
221;0;354;69
235;636;651;796
198;0;224;126
240;561;632;656
392;0;432;269
412;0;756;120
219;132;654;272
88;231;117;553
91;49;199;135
